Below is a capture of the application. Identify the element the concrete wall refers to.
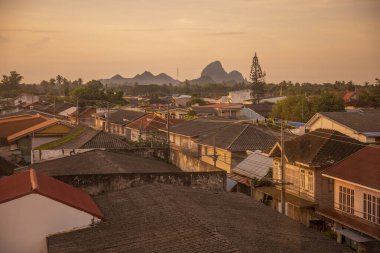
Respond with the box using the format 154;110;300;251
0;194;99;253
55;171;227;195
31;149;94;163
334;179;380;222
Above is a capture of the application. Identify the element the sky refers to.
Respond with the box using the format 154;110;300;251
0;0;379;84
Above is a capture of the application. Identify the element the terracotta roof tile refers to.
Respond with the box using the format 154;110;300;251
0;169;104;219
7;118;60;142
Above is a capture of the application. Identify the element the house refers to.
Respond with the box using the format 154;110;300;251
155;108;189;119
260;129;364;227
68;107;98;126
0;114;73;163
94;109;145;136
228;150;273;195
164;118;235;172
32;126;131;163
342;91;359;103
242;103;274;120
195;103;243;119
47;184;351;253
173;94;192;107
227;89;252;103
35;101;75;115
12;94;40;107
196;123;278;173
305;111;380;143
317;145;380;252
125;114;182;142
0;169;104;253
190;106;218;117
0;109;66;120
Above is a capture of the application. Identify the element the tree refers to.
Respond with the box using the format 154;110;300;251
1;71;23;88
249;52;266;103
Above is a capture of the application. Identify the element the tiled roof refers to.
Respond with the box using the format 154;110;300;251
244;103;274;118
270;129;364;167
314;112;380;133
0;114;48;140
322;145;380;191
0;169;104;219
40;126;131;150
101;109;146;125
126;114;167;131
0;109;66;120
232;151;273;180
191;106;218;115
7;118;61;142
36;102;74;114
47;184;351;253
197;123;278;152
168;118;235;137
30;150;180;176
342;91;356;101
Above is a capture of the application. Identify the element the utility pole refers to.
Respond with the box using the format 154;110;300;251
212;135;218;167
76;96;80;126
53;96;56;114
106;101;110;133
280;120;286;214
166;104;170;162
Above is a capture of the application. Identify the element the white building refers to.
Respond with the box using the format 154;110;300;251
228;89;252;104
0;169;104;253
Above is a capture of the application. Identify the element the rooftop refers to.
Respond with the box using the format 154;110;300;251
36;126;131;150
197;123;278;152
168;118;235;137
47;184;350;253
198;103;243;108
29;150;180;176
232;151;273;180
126;114;167;131
322;145;380;191
98;109;146;125
269;129;364;167
310;111;380;134
0;169;104;219
0;114;48;141
244;103;274;118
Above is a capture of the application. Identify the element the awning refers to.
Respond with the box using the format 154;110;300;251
317;208;380;241
255;186;317;208
228;173;251;187
335;229;372;243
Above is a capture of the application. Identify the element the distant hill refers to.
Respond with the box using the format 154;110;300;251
189;61;245;85
99;71;180;86
99;61;245;86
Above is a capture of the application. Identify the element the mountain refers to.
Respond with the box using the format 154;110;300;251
99;71;179;86
190;61;245;84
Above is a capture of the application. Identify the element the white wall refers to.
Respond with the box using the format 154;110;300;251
0;194;100;253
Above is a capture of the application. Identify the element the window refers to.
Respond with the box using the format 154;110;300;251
339;186;354;214
300;170;305;189
363;193;380;224
307;171;313;192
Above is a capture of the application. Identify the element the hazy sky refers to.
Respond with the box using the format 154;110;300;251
0;0;379;84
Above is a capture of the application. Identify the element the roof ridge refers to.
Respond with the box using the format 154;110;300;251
226;124;249;150
29;169;39;191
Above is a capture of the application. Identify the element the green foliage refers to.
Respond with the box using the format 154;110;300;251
0;71;24;97
272;93;345;122
249;53;266;103
36;127;86;150
186;110;197;119
186;96;206;106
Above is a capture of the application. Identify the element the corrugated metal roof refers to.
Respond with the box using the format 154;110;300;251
233;151;272;180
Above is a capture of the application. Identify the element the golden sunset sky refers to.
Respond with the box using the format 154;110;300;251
0;0;379;84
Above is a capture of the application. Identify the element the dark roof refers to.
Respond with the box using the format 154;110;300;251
322;145;380;191
317;112;380;133
36;102;74;114
197;123;278;152
30;150;180;176
191;106;218;115
0;169;104;219
244;103;274;117
47;184;351;253
271;129;364;167
38;126;131;150
102;109;145;125
168;118;235;137
0;156;18;176
317;208;380;241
